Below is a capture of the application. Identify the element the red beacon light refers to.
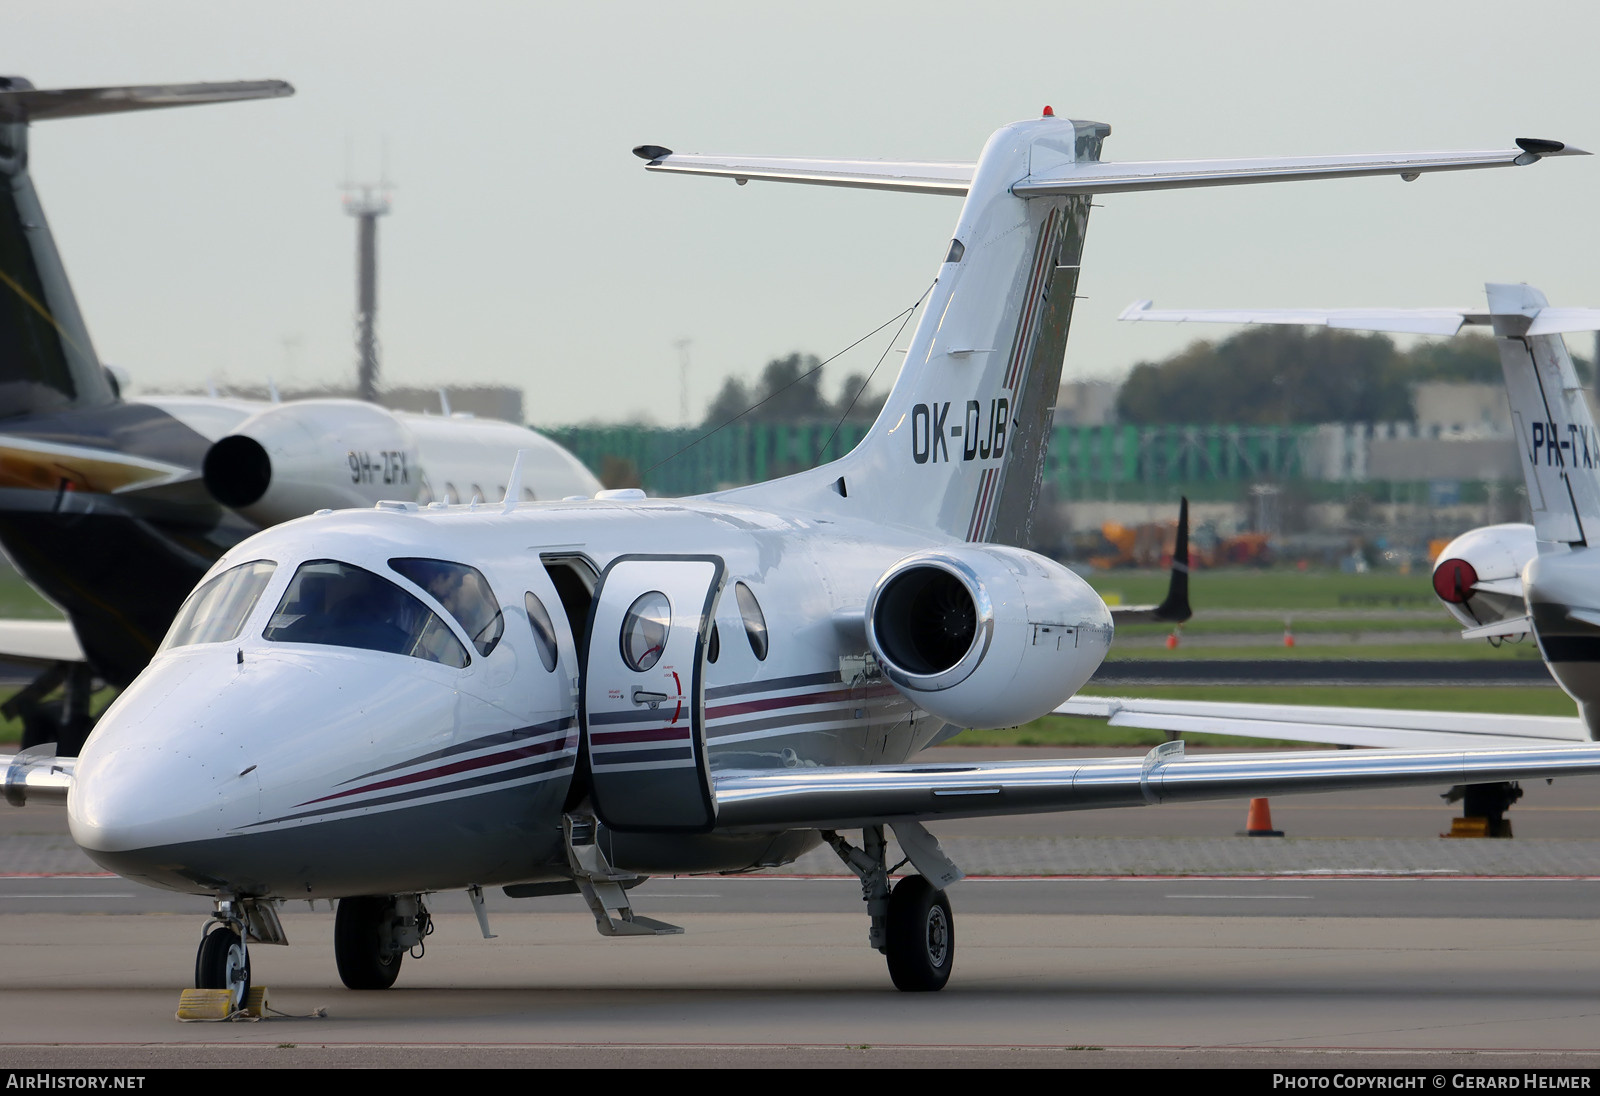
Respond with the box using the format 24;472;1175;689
1041;105;1054;117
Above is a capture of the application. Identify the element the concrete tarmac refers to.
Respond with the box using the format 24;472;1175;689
7;747;1600;1068
4;900;1600;1069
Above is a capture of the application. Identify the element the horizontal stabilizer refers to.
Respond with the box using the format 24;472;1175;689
637;141;1579;199
0;79;293;123
634;149;974;195
1119;300;1483;336
1013;145;1583;197
1119;300;1600;337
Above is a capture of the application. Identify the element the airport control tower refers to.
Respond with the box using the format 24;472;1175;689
342;181;391;403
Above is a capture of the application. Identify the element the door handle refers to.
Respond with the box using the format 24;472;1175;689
631;688;669;708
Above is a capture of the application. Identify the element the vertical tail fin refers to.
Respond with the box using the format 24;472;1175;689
1488;283;1600;547
0;78;291;419
716;113;1108;545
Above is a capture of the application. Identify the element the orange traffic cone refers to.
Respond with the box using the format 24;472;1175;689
1165;628;1180;649
1243;797;1283;837
1282;618;1295;648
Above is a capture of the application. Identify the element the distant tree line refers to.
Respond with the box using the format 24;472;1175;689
1116;328;1594;426
701;353;886;427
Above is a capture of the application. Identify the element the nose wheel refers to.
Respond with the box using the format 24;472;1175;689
195;923;251;1011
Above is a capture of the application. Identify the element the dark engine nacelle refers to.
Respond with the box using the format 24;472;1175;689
865;545;1113;729
1431;523;1536;632
202;400;420;526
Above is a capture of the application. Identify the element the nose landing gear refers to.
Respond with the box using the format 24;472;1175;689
194;913;251;1011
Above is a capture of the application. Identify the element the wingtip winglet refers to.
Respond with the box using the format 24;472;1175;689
633;144;673;163
1514;137;1589;162
1151;496;1193;624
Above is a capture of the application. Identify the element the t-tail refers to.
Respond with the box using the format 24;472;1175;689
1482;283;1600;549
641;121;1578;545
0;78;291;420
641;118;1579;546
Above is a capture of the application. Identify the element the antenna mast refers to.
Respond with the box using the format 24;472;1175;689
341;154;392;403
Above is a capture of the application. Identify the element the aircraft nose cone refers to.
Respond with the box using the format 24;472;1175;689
67;654;266;886
69;743;258;857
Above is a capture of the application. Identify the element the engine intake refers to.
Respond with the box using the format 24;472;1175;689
865;545;1111;729
869;560;990;688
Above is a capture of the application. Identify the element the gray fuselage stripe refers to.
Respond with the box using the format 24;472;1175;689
253;754;573;827
704;670;842;701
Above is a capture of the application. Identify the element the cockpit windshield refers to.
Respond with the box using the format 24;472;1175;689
161;560;277;651
263;560;469;668
389;558;504;658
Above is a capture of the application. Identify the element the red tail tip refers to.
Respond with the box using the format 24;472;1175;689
1041;105;1054;117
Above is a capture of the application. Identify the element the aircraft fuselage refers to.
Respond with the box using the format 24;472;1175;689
68;498;1114;898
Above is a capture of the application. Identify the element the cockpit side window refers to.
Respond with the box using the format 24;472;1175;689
161;560;277;651
263;560;469;668
389;558;504;657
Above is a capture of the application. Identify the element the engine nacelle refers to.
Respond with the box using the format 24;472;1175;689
1431;523;1536;632
202;400;419;526
865;545;1113;729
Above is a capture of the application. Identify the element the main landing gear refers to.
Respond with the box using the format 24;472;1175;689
334;894;432;989
825;824;962;992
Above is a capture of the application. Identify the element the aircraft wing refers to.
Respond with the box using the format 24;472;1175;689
634;139;1582;197
0;80;293;123
0;619;86;668
1053;695;1583;750
709;740;1600;830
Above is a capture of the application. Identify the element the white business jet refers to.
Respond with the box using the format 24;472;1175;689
8;113;1599;1006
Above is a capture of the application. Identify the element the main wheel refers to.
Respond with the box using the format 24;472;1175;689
885;875;954;992
334;895;403;990
195;924;251;1010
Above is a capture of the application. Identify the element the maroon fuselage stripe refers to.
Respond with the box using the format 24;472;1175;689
1005;208;1057;390
707;683;900;721
968;467;997;541
591;726;692;745
298;737;570;806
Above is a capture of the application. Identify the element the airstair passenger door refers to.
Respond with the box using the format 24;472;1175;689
581;555;724;832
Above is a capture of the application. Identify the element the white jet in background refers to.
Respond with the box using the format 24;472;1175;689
1059;284;1600;832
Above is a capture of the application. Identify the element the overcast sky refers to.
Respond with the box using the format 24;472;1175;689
9;1;1600;425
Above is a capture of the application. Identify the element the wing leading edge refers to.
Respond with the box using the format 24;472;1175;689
709;741;1600;831
1055;695;1584;750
